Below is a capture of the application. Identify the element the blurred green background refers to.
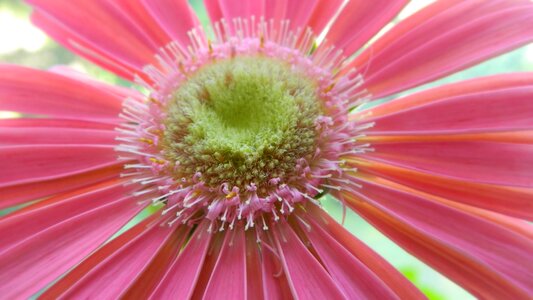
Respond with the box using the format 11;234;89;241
0;0;531;299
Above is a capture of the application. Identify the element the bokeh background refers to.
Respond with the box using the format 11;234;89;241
1;0;531;299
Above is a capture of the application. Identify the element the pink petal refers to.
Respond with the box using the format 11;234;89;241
284;0;319;31
0;65;122;122
0;127;116;146
355;73;533;121
350;73;533;219
245;231;264;300
31;11;140;80
27;0;159;77
261;245;293;300
203;229;247;299
43;218;184;299
273;222;346;299
264;0;288;21
344;175;533;299
40;214;160;297
204;0;224;25
0;145;118;188
0;195;144;299
366;86;533;133
326;0;408;55
109;0;172;48
210;0;321;37
121;225;192;299
302;215;398;299
231;0;340;34
306;0;344;35
189;231;224;299
142;0;200;47
0;164;122;210
361;141;533;187
150;221;213;299
364;130;533;145
217;0;265;20
347;1;533;99
354;156;533;221
307;205;425;299
0;118;115;130
49;66;145;101
0;180;131;253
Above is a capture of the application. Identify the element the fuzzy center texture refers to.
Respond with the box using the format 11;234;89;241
163;56;322;192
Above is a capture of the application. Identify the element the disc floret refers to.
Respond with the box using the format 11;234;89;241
163;56;321;194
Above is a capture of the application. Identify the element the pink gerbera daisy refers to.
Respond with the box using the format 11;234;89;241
1;0;532;299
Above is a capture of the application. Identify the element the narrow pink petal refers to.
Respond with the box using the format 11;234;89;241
0;195;144;299
203;229;247;299
364;130;533;145
284;0;319;31
120;225;192;299
223;0;324;32
0;145;118;188
0;118;115;130
366;86;533;133
49;66;145;101
245;231;264;300
150;221;213;299
353;0;517;69
353;166;533;239
307;205;425;299
27;0;159;76
204;0;223;24
189;232;224;299
41;214;165;298
273;222;346;299
261;246;293;300
354;158;533;221
109;0;172;48
302;216;398;299
0;180;131;253
347;1;533;99
0;65;122;122
44;220;183;299
306;0;344;35
142;0;200;47
0;164;122;210
31;11;140;80
326;0;408;56
212;0;320;32
344;175;533;299
354;73;533;121
0;127;116;145
264;0;288;21
218;0;265;20
361;141;533;187
261;245;293;300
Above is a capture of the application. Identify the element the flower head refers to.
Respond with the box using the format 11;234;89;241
116;19;370;233
0;0;532;299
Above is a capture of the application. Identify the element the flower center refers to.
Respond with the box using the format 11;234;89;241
115;17;372;231
162;56;321;193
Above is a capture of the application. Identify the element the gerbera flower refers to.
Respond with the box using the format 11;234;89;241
0;0;532;299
